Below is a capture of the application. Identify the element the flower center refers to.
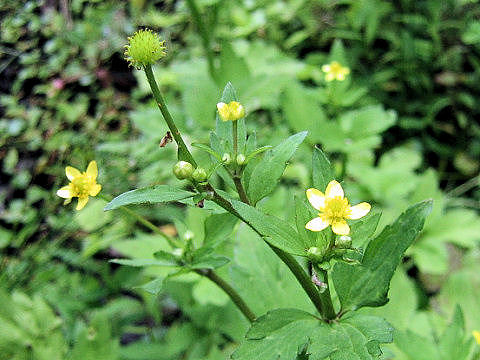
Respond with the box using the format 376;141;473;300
321;197;350;222
71;175;91;197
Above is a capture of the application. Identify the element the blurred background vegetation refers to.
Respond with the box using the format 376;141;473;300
1;0;479;359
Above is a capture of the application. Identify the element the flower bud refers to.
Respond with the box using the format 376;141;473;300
216;101;245;121
192;167;207;182
124;29;166;69
184;230;194;241
335;235;352;249
173;161;194;180
236;154;246;166
222;153;232;164
306;247;325;263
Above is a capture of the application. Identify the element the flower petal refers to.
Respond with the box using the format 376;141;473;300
306;188;325;210
347;202;371;220
65;166;81;181
86;160;98;178
89;183;102;196
57;186;72;199
325;180;344;199
331;220;350;235
305;217;330;232
76;196;89;210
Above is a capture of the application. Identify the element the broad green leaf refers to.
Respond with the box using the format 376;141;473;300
332;200;432;311
231;199;306;255
232;309;393;360
350;212;381;249
282;84;327;143
247;132;308;205
190;255;230;270
203;212;238;248
312;147;335;191
104;185;195;211
294;196;317;247
231;224;314;315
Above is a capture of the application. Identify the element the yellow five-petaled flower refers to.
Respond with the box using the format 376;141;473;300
305;180;370;235
216;101;245;121
322;61;350;82
57;161;102;211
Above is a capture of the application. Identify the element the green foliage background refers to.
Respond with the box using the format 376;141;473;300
1;0;479;359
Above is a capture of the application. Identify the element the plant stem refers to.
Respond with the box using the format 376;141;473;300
231;120;250;204
196;268;256;323
99;194;180;248
233;120;238;160
184;0;217;82
143;65;197;166
318;268;336;320
233;176;250;204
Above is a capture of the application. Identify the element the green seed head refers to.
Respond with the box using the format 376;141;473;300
335;235;352;249
222;153;232;165
124;29;166;69
236;154;246;166
306;246;325;263
173;161;194;180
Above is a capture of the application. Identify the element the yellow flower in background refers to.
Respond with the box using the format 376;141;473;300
57;161;102;210
473;330;480;345
217;101;245;121
322;61;350;82
305;180;370;235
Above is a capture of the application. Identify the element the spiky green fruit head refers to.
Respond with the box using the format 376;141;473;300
124;29;166;69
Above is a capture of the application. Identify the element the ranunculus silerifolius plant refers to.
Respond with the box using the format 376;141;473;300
58;29;435;359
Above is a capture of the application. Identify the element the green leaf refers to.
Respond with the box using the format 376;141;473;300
332;200;432;311
282;84;328;144
247;132;308;205
231;200;306;255
312;147;335;191
203;212;238;248
350;213;381;249
109;258;178;267
232;309;393;360
104;185;195;211
191;255;230;270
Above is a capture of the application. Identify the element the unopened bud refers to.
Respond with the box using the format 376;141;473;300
217;101;245;122
306;246;325;263
184;230;194;241
222;153;232;164
192;167;207;182
335;235;352;249
236;154;246;166
172;248;183;257
173;161;194;180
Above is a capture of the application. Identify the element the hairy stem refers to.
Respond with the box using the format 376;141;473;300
318;268;336;320
185;0;217;82
196;268;256;323
233;176;250;204
143;64;197;166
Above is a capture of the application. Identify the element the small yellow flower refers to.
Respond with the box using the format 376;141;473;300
124;29;166;69
321;61;350;82
305;180;370;235
473;330;480;345
57;161;102;211
216;101;245;121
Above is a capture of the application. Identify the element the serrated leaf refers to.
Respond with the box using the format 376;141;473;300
332;200;432;312
312;147;335;191
203;212;238;248
247;132;308;205
232;309;393;360
104;185;195;211
231;200;306;255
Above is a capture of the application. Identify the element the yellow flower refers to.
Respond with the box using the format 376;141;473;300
321;61;350;82
216;101;245;121
305;180;370;235
473;330;480;345
57;161;102;210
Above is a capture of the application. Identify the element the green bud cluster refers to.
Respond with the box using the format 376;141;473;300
173;161;194;180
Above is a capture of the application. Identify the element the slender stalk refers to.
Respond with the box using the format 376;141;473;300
119;206;180;248
196;268;256;322
233;176;250;204
231;120;250;204
318;268;336;320
233;120;238;161
185;0;217;81
143;65;197;166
